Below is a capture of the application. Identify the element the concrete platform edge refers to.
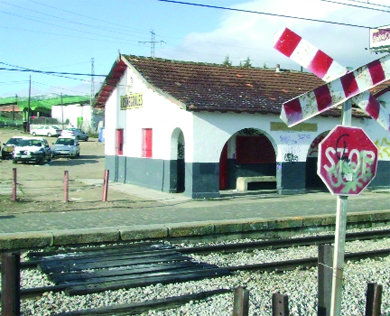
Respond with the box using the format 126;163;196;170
1;209;390;251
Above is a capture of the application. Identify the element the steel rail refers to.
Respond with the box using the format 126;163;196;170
177;228;390;254
8;246;390;299
16;227;390;270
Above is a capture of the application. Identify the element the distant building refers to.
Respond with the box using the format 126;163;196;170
94;55;390;199
52;101;103;132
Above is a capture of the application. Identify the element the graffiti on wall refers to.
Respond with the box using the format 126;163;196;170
284;153;298;162
279;134;310;145
374;137;390;159
279;134;311;162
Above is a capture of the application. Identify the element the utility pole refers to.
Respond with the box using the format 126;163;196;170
61;92;64;129
27;75;31;132
138;30;165;58
90;57;94;106
13;94;16;121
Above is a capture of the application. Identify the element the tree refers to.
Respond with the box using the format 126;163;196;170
223;55;232;67
241;57;252;68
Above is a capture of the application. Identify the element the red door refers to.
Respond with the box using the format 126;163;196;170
219;143;228;190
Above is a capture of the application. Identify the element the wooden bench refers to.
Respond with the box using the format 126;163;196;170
236;176;277;192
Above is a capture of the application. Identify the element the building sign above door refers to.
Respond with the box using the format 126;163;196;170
120;93;143;110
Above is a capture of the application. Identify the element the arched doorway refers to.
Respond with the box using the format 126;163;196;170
219;128;276;190
171;128;185;193
306;131;329;191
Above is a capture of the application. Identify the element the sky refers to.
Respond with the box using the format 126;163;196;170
1;0;390;98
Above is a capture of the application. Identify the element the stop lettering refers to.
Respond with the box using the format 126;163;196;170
317;125;378;195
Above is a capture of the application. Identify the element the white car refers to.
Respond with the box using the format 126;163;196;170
30;125;61;137
52;137;80;158
13;137;52;165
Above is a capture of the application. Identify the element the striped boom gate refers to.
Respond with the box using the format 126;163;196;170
274;28;390;131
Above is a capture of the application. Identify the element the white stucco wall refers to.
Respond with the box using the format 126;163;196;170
191;111;390;163
104;66;194;160
105;62;390;164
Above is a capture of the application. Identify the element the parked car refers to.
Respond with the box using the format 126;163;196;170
61;128;88;141
13;137;52;164
2;136;24;160
52;137;80;158
30;125;61;137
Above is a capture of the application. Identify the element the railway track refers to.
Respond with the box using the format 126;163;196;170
4;228;390;315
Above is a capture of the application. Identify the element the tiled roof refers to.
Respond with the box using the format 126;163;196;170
94;55;389;118
123;55;324;114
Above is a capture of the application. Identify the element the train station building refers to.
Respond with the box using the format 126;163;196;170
94;55;390;198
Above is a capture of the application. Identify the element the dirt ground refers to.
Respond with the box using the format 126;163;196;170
0;128;146;215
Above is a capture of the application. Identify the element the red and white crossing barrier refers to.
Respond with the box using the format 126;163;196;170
274;28;390;131
353;91;390;131
274;28;347;82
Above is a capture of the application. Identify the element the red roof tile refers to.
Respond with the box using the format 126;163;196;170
124;55;324;114
94;55;389;119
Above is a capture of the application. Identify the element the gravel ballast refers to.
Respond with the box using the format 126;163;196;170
4;232;390;315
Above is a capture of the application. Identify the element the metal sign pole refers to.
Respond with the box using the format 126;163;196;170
330;100;352;316
330;195;348;316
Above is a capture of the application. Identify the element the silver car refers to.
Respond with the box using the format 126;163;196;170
52;137;80;158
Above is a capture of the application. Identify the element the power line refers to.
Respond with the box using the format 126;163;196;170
346;0;390;10
0;66;106;77
320;0;390;13
156;0;374;29
0;8;144;44
2;1;147;40
30;0;147;37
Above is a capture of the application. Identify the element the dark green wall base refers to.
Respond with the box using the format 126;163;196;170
184;162;220;199
277;161;306;195
105;156;219;199
106;156;390;199
369;160;390;190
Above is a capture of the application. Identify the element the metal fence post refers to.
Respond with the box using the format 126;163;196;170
272;292;289;316
1;252;20;316
318;244;334;316
365;283;382;316
64;170;69;203
232;287;249;316
11;168;17;201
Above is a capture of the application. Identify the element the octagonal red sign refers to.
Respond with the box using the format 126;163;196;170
317;125;378;196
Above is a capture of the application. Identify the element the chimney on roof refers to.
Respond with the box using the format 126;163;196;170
275;64;281;72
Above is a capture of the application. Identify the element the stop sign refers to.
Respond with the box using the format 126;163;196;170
317;125;378;196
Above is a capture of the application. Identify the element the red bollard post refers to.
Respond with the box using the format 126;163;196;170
11;168;17;201
64;170;69;203
102;169;109;202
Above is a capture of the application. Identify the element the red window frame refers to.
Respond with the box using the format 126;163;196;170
142;128;152;158
116;129;124;156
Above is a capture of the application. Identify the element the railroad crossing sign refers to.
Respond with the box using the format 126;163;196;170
274;28;390;132
318;125;378;195
273;28;386;316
